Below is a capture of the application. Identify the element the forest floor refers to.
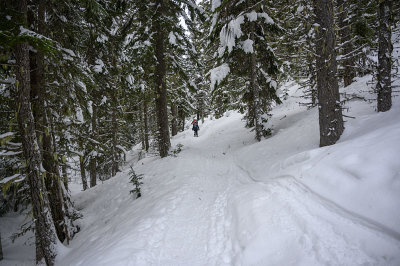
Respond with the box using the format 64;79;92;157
2;75;400;265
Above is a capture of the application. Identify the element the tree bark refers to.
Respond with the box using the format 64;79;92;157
171;101;178;136
139;102;145;149
14;1;57;264
154;0;171;157
89;157;96;187
143;97;150;151
179;107;185;132
90;105;97;187
62;163;68;190
80;156;88;190
248;8;262;141
313;0;344;147
337;0;355;87
377;0;393;112
42;108;66;242
29;0;69;242
111;104;119;176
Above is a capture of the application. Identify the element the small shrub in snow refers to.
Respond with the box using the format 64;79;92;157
169;144;183;157
129;166;143;199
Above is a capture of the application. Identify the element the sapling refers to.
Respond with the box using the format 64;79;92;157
129;166;143;199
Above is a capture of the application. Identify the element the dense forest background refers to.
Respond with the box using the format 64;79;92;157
0;0;399;264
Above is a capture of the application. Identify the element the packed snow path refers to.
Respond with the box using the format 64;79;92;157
58;109;400;265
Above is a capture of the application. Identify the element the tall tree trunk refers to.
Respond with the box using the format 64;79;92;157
309;58;317;107
337;0;355;87
377;0;393;112
179;107;185;131
42;107;66;242
143;97;150;151
80;156;88;190
248;6;262;141
200;92;205;124
154;0;170;157
14;1;57;265
62;163;68;190
313;0;344;147
90;105;97;187
89;158;96;187
139;103;145;149
171;101;178;136
111;104;119;176
29;0;68;242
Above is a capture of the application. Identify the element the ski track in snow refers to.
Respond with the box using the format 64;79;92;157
55;109;400;266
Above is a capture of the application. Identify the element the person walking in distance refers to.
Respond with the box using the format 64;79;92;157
192;119;200;137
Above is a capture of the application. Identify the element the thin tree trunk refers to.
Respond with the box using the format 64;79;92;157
200;92;205;124
306;36;317;107
42;106;66;242
377;0;393;112
248;5;262;141
89;158;96;187
171;101;178;136
29;0;69;242
200;93;205;123
14;1;57;264
62;163;68;190
143;97;150;151
90;105;97;187
309;58;317;106
313;0;344;147
154;0;170;157
111;104;119;176
337;0;355;87
139;103;145;149
179;107;185;132
80;156;88;190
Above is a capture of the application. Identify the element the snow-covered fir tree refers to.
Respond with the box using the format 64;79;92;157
210;0;282;141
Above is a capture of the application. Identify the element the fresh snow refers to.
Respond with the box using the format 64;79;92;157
246;11;258;22
1;76;400;266
0;132;14;139
218;16;244;56
211;0;221;12
93;59;105;73
168;32;177;46
0;174;23;185
242;39;254;54
209;63;230;89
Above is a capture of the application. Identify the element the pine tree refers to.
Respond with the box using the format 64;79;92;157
13;0;58;263
313;0;344;146
376;0;393;112
336;0;355;87
210;0;281;140
126;0;203;156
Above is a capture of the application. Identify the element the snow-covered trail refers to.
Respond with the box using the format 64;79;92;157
57;109;400;266
58;113;252;266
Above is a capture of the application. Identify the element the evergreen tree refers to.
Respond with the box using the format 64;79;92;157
313;0;344;147
376;0;393;112
210;0;282;140
13;0;58;263
126;0;203;157
336;0;355;87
